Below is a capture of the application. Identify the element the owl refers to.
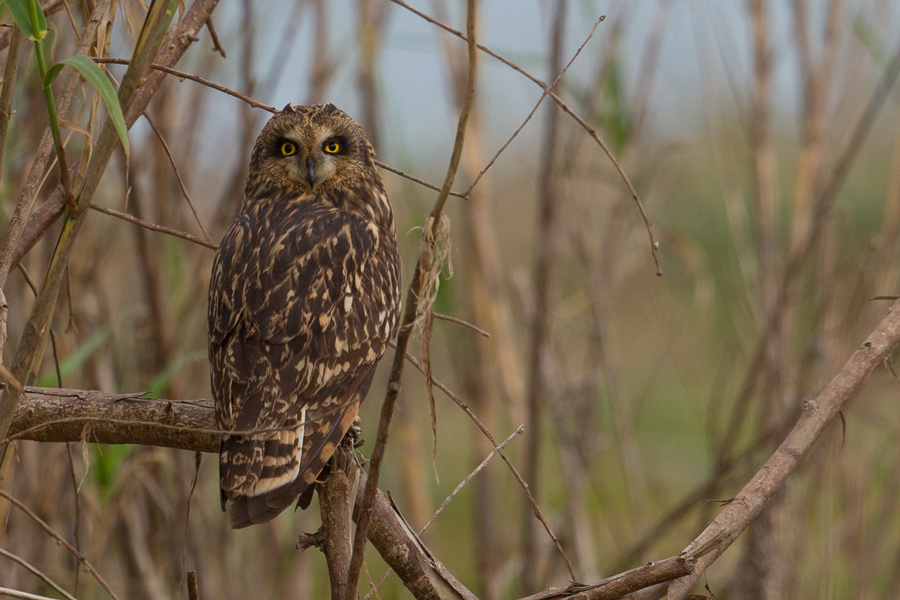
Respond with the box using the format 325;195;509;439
208;103;401;528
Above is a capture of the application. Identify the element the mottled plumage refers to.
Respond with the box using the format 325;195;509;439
208;103;401;528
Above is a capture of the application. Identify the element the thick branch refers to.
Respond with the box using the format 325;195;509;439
5;387;476;600
8;388;217;451
320;470;352;600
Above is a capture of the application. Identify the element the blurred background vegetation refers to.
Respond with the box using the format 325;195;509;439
0;0;898;599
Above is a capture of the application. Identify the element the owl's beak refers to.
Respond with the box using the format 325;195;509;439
306;157;317;189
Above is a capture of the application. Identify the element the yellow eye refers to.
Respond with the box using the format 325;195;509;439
280;142;297;156
323;141;341;154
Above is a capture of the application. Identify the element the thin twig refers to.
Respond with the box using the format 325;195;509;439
421;424;523;533
90;204;218;250
397;346;574;583
374;160;467;200
205;15;226;58
388;0;660;273
465;17;603;194
181;453;202;588
0;490;121;600
187;571;200;600
142;112;213;243
433;312;489;338
0;28;23;192
0;547;78;600
93;58;275;112
0;587;69;600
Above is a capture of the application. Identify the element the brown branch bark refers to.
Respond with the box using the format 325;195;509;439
666;299;900;599
320;470;353;600
521;556;692;600
5;388;477;600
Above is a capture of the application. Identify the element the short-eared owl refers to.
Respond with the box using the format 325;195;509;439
208;103;401;528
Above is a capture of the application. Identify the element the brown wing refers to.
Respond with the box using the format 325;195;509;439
209;197;400;528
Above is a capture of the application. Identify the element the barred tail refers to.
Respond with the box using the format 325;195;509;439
221;402;359;529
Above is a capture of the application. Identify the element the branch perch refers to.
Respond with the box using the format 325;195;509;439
5;387;476;600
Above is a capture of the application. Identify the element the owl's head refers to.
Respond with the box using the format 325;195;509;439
246;103;379;198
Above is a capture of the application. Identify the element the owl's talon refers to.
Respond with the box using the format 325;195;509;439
296;527;325;551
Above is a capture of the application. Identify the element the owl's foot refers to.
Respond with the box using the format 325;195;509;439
296;526;325;551
331;422;362;474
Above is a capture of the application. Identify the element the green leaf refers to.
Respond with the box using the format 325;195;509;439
45;55;129;153
6;0;46;41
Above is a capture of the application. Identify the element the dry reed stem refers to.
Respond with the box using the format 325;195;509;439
0;0;112;294
187;571;200;600
0;587;69;600
389;0;661;274
0;28;23;194
344;1;479;597
522;1;572;591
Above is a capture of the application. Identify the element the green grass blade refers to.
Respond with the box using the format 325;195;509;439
46;55;130;154
6;0;37;40
6;0;46;41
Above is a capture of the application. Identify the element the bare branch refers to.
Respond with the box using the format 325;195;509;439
5;388;476;600
0;547;77;600
90;204;218;250
667;299;900;598
0;490;121;600
520;557;692;600
321;470;353;600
